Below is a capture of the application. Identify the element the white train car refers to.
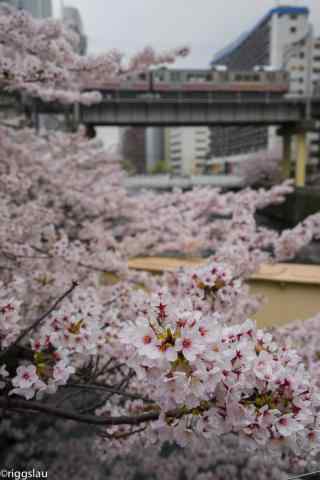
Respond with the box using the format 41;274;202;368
83;68;289;99
150;68;289;94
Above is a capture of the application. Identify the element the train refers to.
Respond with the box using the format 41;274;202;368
84;68;290;99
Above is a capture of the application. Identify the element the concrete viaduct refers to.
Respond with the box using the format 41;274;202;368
2;90;320;187
53;95;320;188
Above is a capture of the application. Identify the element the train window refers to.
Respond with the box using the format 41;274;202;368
171;72;180;81
188;75;203;81
139;73;146;80
235;74;243;81
219;72;229;81
290;14;297;20
253;75;260;81
206;74;212;81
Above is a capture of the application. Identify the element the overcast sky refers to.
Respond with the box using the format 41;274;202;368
55;0;320;68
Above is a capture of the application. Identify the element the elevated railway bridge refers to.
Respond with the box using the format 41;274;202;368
38;93;320;188
1;66;320;187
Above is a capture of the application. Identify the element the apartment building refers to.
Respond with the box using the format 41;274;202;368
166;127;211;176
1;0;53;17
209;6;320;171
63;6;87;55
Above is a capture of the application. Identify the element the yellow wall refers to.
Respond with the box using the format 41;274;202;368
128;258;320;329
249;280;320;328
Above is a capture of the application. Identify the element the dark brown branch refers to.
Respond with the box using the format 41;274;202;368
0;396;160;426
78;394;113;415
66;382;154;404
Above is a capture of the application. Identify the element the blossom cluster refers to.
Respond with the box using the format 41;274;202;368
0;5;188;103
119;264;320;452
1;285;109;400
1;4;320;473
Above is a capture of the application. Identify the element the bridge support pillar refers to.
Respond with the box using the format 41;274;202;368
282;133;292;179
295;130;307;188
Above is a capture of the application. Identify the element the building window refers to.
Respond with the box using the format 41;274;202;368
299;52;305;59
290;14;298;20
290;27;297;34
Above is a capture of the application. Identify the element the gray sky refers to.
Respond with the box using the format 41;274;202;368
56;0;320;68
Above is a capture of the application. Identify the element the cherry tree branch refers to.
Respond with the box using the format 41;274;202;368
65;383;154;404
0;281;78;359
0;396;160;426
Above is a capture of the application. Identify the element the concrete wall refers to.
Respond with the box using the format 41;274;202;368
250;280;320;328
128;257;320;329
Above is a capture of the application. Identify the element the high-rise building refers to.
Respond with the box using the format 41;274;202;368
63;6;87;55
0;0;52;17
166;127;211;175
120;127;147;174
10;0;52;17
209;6;320;172
146;128;165;172
0;1;19;8
315;78;320;96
